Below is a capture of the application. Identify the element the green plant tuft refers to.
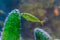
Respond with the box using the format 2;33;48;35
2;9;20;40
34;28;52;40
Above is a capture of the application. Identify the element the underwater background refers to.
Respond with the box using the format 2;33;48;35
0;0;60;40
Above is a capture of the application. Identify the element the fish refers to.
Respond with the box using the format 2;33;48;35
54;6;59;16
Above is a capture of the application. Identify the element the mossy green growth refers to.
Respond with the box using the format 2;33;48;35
35;30;49;40
34;28;52;40
2;9;20;40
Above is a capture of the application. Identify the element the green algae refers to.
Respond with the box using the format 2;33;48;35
34;28;52;40
35;30;49;40
2;9;20;40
